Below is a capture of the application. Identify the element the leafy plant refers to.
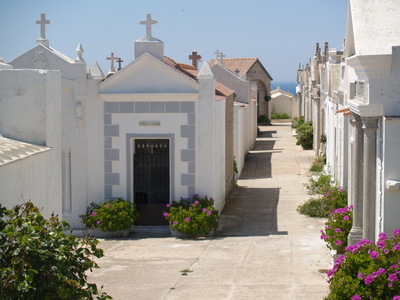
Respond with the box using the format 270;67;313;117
309;156;326;172
320;133;327;144
325;229;400;299
296;121;313;150
271;112;290;119
163;195;219;237
298;186;348;218
304;174;332;195
258;115;270;124
320;206;353;254
233;156;238;175
82;198;138;232
0;202;111;299
291;116;305;129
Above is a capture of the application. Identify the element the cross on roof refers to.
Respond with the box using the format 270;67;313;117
140;13;157;40
116;57;123;71
106;52;120;73
214;49;225;64
189;51;202;69
234;69;240;74
36;13;50;39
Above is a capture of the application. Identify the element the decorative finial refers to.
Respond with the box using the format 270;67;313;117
75;43;84;63
140;13;157;40
106;52;120;74
189;51;202;69
36;13;50;39
214;49;225;65
116;57;123;71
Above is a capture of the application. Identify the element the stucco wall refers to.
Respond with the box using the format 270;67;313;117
0;69;62;219
382;118;400;236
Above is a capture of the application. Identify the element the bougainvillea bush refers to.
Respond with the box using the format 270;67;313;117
163;195;219;237
320;206;353;254
325;229;400;300
81;198;138;232
0;202;111;299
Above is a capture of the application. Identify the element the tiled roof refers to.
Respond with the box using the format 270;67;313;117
164;56;234;97
0;136;50;166
209;58;258;77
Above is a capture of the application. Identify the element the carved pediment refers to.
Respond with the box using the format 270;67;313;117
100;52;198;94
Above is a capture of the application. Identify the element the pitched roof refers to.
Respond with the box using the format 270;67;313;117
209;58;258;77
0;136;50;166
164;57;234;97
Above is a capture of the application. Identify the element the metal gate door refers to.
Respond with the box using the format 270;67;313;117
134;139;170;225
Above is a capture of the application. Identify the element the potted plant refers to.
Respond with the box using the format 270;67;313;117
81;198;138;237
163;194;219;238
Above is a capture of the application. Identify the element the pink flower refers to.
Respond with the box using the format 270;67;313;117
364;275;374;285
389;273;399;282
336;240;342;246
394;228;400;237
185;217;190;222
326;193;331;197
91;212;97;216
379;232;388;240
96;220;101;224
343;216;350;220
357;272;363;279
393;296;400;300
369;251;379;259
105;204;110;207
194;200;200;204
173;221;178;226
335;228;342;233
202;208;207;212
351;295;361;300
193;194;199;198
166;203;171;207
207;211;212;215
163;212;169;218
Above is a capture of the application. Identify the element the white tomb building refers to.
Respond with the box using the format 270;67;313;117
3;13;258;229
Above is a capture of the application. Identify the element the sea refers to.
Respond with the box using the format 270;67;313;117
271;82;297;95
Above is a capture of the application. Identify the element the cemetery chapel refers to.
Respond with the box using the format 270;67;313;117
0;13;269;229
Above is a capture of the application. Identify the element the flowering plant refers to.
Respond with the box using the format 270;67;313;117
325;229;400;299
81;198;138;232
163;195;219;237
320;205;353;254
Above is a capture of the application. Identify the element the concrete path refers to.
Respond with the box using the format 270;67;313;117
87;124;333;300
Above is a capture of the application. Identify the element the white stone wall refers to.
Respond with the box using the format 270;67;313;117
0;69;61;218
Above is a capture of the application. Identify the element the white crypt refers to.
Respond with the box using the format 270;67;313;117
0;13;271;229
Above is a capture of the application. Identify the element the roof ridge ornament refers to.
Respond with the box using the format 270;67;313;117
75;43;85;63
214;49;225;66
36;13;50;47
140;13;157;40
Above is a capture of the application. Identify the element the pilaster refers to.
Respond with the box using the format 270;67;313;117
362;117;379;242
348;114;364;245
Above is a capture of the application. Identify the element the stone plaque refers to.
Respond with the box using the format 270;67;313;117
139;121;161;127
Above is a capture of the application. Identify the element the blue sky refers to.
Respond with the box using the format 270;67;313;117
0;0;348;82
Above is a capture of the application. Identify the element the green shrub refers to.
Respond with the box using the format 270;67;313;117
325;229;400;299
0;202;111;299
258;115;268;124
296;121;313;149
82;198;138;232
163;195;219;237
320;133;327;144
309;156;326;172
320;206;353;254
271;112;290;119
304;174;332;195
291;116;305;129
297;186;348;218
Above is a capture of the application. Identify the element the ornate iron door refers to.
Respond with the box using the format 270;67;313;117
134;139;170;225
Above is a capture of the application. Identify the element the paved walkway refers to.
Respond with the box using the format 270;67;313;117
88;124;333;300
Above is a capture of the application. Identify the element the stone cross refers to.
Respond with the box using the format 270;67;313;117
234;69;240;74
36;13;50;39
106;52;120;73
140;13;157;40
116;57;123;71
189;51;202;69
214;49;225;64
